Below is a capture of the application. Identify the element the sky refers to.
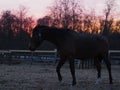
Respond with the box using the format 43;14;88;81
0;0;54;19
0;0;120;19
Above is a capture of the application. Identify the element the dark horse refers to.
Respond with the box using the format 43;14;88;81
29;25;113;86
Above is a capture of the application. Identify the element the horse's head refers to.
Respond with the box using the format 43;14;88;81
29;25;45;51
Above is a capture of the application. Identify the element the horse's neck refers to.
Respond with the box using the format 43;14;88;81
44;30;60;46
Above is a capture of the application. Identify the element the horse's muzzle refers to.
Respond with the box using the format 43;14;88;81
28;43;35;51
29;46;35;51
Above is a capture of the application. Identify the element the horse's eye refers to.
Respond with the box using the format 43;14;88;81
39;33;42;37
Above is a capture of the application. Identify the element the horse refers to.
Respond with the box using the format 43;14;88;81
29;25;113;86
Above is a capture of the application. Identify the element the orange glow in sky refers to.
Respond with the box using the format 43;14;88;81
0;0;120;19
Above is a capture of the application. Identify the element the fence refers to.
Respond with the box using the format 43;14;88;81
0;49;57;64
109;50;120;64
0;49;120;67
77;50;120;69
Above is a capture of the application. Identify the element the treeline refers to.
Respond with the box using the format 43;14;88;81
0;6;34;50
37;0;120;50
38;0;120;33
0;0;120;50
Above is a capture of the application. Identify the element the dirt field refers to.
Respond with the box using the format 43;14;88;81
0;62;120;90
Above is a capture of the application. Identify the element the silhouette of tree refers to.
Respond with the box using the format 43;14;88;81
0;7;34;49
102;0;116;38
0;10;16;36
49;0;83;29
17;5;27;31
0;2;120;50
0;10;17;49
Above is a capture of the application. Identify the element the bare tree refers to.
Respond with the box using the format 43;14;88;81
54;0;71;28
16;5;35;35
49;1;62;27
70;0;83;30
17;5;28;31
49;0;83;30
0;10;17;36
23;17;35;34
102;0;116;37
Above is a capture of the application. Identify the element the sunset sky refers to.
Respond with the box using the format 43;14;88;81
0;0;120;19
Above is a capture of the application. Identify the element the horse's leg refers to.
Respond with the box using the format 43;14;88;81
94;58;101;78
94;58;102;84
69;59;76;86
56;58;66;82
103;55;113;84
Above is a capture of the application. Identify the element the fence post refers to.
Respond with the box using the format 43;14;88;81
8;50;12;65
54;49;57;63
30;51;34;65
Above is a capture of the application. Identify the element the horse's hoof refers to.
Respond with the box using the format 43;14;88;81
72;81;76;86
58;77;62;82
110;81;113;84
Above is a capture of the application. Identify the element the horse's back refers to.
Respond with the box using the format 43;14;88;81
74;34;109;59
56;30;108;59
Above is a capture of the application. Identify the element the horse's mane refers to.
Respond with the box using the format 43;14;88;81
35;25;77;36
37;25;71;31
34;25;107;42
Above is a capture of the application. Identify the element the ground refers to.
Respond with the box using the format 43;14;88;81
0;62;120;90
